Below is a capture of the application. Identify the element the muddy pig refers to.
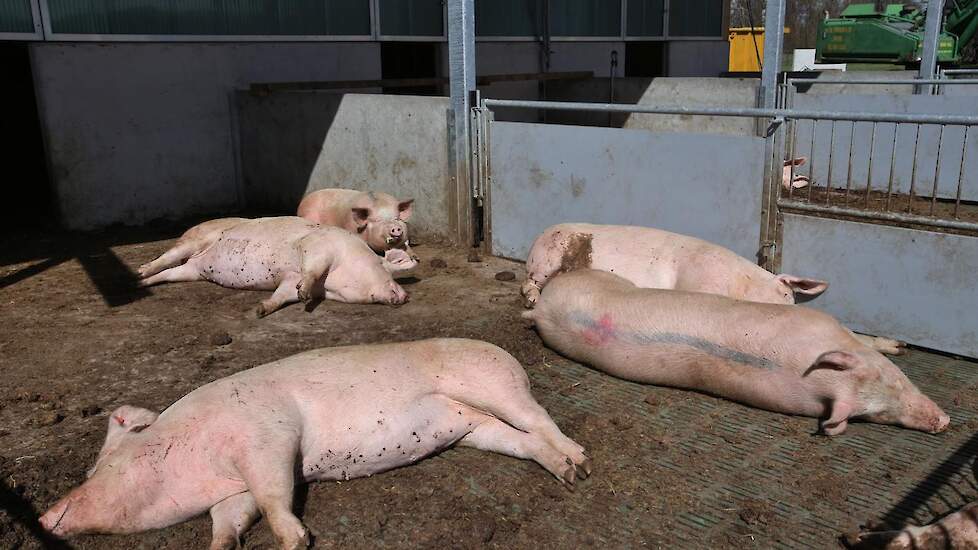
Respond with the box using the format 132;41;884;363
297;189;415;255
524;270;948;435
138;216;414;316
848;502;978;549
521;222;904;356
39;339;590;549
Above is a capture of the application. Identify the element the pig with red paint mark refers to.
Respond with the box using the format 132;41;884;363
523;270;949;435
138;217;416;317
39;339;590;549
297;189;415;256
848;502;978;548
521;222;905;356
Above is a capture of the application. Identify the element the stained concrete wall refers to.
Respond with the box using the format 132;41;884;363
31;42;381;230
238;92;453;242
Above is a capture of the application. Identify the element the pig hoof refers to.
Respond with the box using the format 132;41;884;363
561;465;577;487
577;457;592;479
255;304;268;318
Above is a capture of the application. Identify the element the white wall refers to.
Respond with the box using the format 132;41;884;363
31;42;381;229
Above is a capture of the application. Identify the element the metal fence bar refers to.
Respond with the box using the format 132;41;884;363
864;123;877;208
826;122;836;205
845;121;856;203
481;99;978;126
908;126;922;214
787;121;798;199
778;200;978;233
885;124;899;211
954;128;970;219
808;121;818;202
787;79;978;86
929;125;946;216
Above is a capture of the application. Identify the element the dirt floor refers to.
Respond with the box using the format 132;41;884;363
2;223;978;549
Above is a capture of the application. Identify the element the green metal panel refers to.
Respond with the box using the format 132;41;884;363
816;17;958;63
550;0;620;37
0;0;33;33
475;0;542;37
46;0;370;36
668;0;722;37
379;0;443;36
626;0;664;37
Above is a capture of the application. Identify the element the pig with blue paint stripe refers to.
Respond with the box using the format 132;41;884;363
523;269;949;435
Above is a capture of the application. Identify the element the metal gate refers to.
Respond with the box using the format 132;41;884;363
472;85;978;358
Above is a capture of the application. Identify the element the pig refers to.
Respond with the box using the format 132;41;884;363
848;503;978;549
138;216;415;316
297;189;415;255
783;157;811;191
523;269;949;435
138;217;416;281
39;339;590;549
520;223;905;356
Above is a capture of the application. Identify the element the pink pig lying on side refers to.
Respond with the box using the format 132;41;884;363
138;217;416;316
849;502;978;549
524;270;949;435
297;189;415;255
521;222;905;355
40;339;590;549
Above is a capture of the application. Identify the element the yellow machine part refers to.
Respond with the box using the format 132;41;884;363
728;27;790;72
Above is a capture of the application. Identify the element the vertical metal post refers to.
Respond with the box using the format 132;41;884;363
757;0;786;272
448;0;476;246
759;0;786;111
917;0;945;94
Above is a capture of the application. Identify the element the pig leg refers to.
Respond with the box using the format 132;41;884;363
137;262;202;287
138;242;200;278
209;492;260;550
295;237;335;302
459;418;581;486
256;273;302;318
852;333;907;356
470;396;590;479
233;438;309;550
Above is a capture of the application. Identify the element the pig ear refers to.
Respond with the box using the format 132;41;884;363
820;400;853;435
397;199;415;221
777;274;828;296
783;157;807;167
804;350;862;376
351;208;370;230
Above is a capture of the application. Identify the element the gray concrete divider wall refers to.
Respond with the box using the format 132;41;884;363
237;92;454;242
31;42;380;230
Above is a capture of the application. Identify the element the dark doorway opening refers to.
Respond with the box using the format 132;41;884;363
380;42;441;95
0;43;54;232
625;42;667;77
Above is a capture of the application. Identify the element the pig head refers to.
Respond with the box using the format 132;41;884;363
805;350;948;435
350;194;415;254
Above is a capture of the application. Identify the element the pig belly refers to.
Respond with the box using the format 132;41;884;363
300;394;483;483
192;238;296;290
572;340;820;418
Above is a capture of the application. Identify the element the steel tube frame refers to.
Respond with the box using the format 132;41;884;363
448;0;476;247
779;200;978;233
918;0;946;92
787;79;978;86
481;99;978;126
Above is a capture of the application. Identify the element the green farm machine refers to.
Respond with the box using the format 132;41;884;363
816;1;978;65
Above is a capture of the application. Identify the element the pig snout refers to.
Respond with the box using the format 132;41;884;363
870;395;950;434
390;226;403;238
39;495;75;537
